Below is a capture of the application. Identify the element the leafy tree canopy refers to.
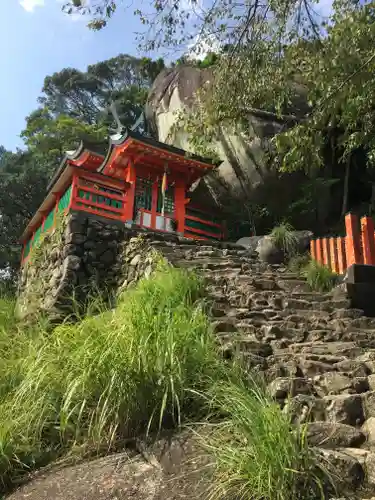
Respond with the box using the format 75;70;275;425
37;54;165;126
0;150;51;277
62;0;374;174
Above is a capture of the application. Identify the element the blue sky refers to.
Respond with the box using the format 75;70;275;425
1;0;333;152
1;0;152;151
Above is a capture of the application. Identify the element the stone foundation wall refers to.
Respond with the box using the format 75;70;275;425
17;213;166;322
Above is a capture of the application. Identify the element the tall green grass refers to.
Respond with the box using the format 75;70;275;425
202;379;325;500
0;267;327;497
0;265;222;484
270;222;299;257
301;260;338;292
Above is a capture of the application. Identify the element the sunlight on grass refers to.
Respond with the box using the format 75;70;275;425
202;379;325;500
0;266;222;484
0;268;327;496
302;259;338;292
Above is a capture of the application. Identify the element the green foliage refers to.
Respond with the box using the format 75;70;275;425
302;260;338;292
203;379;325;500
0;149;51;276
0;266;223;484
288;253;311;274
270;223;298;256
21;110;107;165
37;54;164;127
27;212;66;268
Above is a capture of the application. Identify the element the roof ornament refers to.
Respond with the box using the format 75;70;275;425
131;112;145;133
109;100;127;137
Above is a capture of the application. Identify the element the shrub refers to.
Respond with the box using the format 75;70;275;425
202;378;325;500
302;260;338;292
270;222;299;257
0;265;223;485
288;253;311;273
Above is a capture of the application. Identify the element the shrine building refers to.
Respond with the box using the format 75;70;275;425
20;128;226;264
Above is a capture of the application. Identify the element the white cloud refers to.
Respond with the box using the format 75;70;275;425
19;0;45;12
316;0;333;18
187;34;221;61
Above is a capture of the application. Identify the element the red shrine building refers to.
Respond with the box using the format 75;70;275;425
20;129;226;263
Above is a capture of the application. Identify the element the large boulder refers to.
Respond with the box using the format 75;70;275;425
6;433;211;500
237;230;313;264
145;65;307;210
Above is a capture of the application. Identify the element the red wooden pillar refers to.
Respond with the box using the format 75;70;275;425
316;238;323;265
310;239;316;260
329;237;339;273
174;179;186;234
124;159;136;221
21;243;25;265
41;215;46;232
68;173;78;212
360;216;375;265
151;179;158;229
29;230;35;263
337;237;347;274
322;238;331;268
53;194;60;227
345;213;362;266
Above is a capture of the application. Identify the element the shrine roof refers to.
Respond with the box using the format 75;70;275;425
47;140;107;193
98;129;221;173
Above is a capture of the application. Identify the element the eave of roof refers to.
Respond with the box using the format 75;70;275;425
98;128;222;173
46;140;107;193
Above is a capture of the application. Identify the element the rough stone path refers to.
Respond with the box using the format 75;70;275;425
148;237;375;499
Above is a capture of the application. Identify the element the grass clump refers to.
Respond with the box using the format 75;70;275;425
270;222;299;257
203;379;325;500
0;266;328;497
288;253;311;273
301;259;338;292
0;265;222;484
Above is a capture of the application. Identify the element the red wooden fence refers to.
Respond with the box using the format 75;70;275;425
311;213;375;274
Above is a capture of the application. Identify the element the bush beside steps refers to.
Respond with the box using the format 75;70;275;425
0;264;335;498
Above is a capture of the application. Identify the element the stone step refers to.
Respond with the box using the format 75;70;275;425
287;341;363;358
171;258;247;270
290;291;332;302
201;269;245;279
277;279;312;292
219;338;273;357
151;240;244;252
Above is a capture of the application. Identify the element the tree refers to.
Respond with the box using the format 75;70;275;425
21;109;107;166
38;54;165;127
0;149;51;278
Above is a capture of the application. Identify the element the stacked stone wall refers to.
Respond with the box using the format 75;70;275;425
17;213;166;322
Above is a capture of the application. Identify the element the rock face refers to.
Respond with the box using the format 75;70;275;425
145;65;304;209
237;230;313;264
7;432;211;500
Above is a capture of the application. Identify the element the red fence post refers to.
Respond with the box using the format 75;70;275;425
310;239;316;260
322;238;331;269
360;216;375;265
330;237;339;273
337;237;347;275
345;213;362;266
316;238;323;265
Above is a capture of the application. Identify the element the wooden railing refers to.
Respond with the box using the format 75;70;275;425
70;173;127;222
184;204;226;241
22;172;128;264
311;213;375;274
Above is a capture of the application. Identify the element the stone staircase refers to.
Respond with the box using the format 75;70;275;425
147;236;375;498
